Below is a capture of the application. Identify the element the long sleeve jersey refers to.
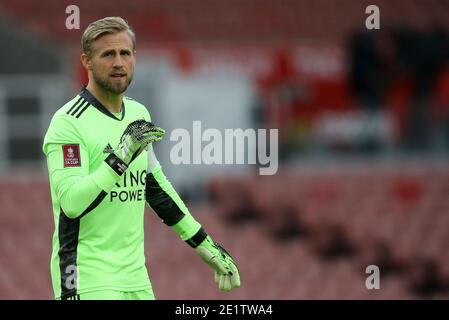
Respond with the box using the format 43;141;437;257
43;86;200;299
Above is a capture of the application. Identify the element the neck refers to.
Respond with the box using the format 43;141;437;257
86;81;123;113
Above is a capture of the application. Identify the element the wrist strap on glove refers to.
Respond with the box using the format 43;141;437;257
186;227;208;248
104;153;128;176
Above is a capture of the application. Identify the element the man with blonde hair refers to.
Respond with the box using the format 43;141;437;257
43;16;240;300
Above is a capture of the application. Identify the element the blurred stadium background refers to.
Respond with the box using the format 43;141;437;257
0;0;449;299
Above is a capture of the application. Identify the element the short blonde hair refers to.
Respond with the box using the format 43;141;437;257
81;17;136;57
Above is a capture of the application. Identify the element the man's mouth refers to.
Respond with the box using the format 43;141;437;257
110;73;126;78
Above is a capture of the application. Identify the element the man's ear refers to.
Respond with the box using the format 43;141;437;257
81;53;92;70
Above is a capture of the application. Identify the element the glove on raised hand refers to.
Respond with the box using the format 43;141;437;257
112;119;165;165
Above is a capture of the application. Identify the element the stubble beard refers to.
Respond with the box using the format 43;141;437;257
93;69;134;95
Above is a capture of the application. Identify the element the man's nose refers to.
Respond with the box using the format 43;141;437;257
112;54;124;67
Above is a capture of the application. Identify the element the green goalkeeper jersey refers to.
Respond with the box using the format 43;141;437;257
43;87;156;299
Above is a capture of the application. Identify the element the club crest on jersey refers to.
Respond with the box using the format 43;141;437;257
63;144;81;167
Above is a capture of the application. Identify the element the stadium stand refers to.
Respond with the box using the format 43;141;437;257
1;162;448;299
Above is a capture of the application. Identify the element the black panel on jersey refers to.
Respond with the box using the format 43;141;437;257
58;209;80;299
58;189;107;298
79;191;108;219
145;173;185;226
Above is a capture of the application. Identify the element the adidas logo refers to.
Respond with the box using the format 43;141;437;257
103;143;114;154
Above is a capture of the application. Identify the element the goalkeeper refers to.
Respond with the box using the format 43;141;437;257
42;16;240;300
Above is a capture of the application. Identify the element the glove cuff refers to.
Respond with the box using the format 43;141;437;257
104;153;128;176
186;227;208;248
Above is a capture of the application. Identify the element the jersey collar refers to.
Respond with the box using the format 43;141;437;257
79;85;126;121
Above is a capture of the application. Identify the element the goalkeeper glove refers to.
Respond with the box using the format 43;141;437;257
195;235;241;292
104;120;165;175
107;119;165;165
